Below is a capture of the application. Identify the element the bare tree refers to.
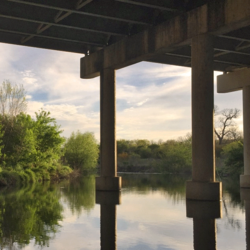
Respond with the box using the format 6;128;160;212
214;105;241;145
0;80;27;117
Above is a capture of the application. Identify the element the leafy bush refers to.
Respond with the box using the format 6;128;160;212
222;141;244;177
63;131;99;171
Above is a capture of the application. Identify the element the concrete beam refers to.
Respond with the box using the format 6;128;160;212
217;68;250;93
217;68;250;188
81;0;250;79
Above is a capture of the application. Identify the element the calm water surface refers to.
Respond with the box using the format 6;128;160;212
0;174;246;249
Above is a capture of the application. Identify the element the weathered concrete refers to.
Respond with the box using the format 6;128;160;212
186;181;222;201
186;200;222;250
96;68;122;191
217;68;250;187
241;85;250;187
186;34;222;201
81;0;250;79
191;34;215;182
96;191;121;250
96;176;122;191
186;200;222;219
217;68;250;93
243;86;250;174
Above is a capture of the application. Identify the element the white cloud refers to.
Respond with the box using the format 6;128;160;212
0;42;243;141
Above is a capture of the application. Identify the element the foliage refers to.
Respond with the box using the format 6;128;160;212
0;109;71;185
158;136;192;173
63;131;99;171
0;80;27;117
117;134;192;174
221;141;244;177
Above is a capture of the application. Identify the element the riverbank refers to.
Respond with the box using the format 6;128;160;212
0;165;73;186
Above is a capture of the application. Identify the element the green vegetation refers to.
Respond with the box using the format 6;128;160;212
0;81;99;186
218;140;244;177
63;131;99;172
117;134;192;174
117;136;244;178
0;111;72;185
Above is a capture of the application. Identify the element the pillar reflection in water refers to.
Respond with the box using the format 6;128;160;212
241;189;250;249
96;191;121;250
186;200;222;250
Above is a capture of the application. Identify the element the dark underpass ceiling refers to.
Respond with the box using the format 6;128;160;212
0;0;250;72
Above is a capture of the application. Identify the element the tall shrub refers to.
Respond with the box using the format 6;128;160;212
64;131;99;171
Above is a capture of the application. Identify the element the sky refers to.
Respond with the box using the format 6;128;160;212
0;42;243;141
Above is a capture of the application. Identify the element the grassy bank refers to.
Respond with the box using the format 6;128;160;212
0;165;73;186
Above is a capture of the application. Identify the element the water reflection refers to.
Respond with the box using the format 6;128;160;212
96;191;121;250
241;189;250;250
0;174;247;249
186;200;222;250
60;175;95;215
0;182;63;249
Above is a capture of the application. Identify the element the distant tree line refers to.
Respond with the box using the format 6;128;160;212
117;134;192;174
117;105;243;177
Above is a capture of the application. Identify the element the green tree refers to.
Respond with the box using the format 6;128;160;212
222;141;244;177
0;111;65;170
0;113;36;167
33;110;65;163
158;135;192;173
64;131;99;171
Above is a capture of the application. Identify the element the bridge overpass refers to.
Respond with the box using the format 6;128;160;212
1;0;250;200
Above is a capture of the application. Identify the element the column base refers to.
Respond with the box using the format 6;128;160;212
186;181;222;201
96;191;121;205
186;200;222;219
96;176;122;191
240;175;250;188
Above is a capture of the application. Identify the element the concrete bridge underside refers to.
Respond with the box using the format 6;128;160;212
1;0;250;200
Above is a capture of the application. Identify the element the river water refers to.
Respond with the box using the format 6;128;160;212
0;174;246;249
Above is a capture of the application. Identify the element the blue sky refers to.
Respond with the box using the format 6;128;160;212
0;42;243;141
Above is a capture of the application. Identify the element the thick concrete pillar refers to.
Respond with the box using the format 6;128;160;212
217;68;250;187
186;200;222;250
186;34;222;200
96;191;121;250
96;68;122;191
241;86;250;186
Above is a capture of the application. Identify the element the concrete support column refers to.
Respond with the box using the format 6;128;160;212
186;34;222;200
96;68;121;191
241;86;250;187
